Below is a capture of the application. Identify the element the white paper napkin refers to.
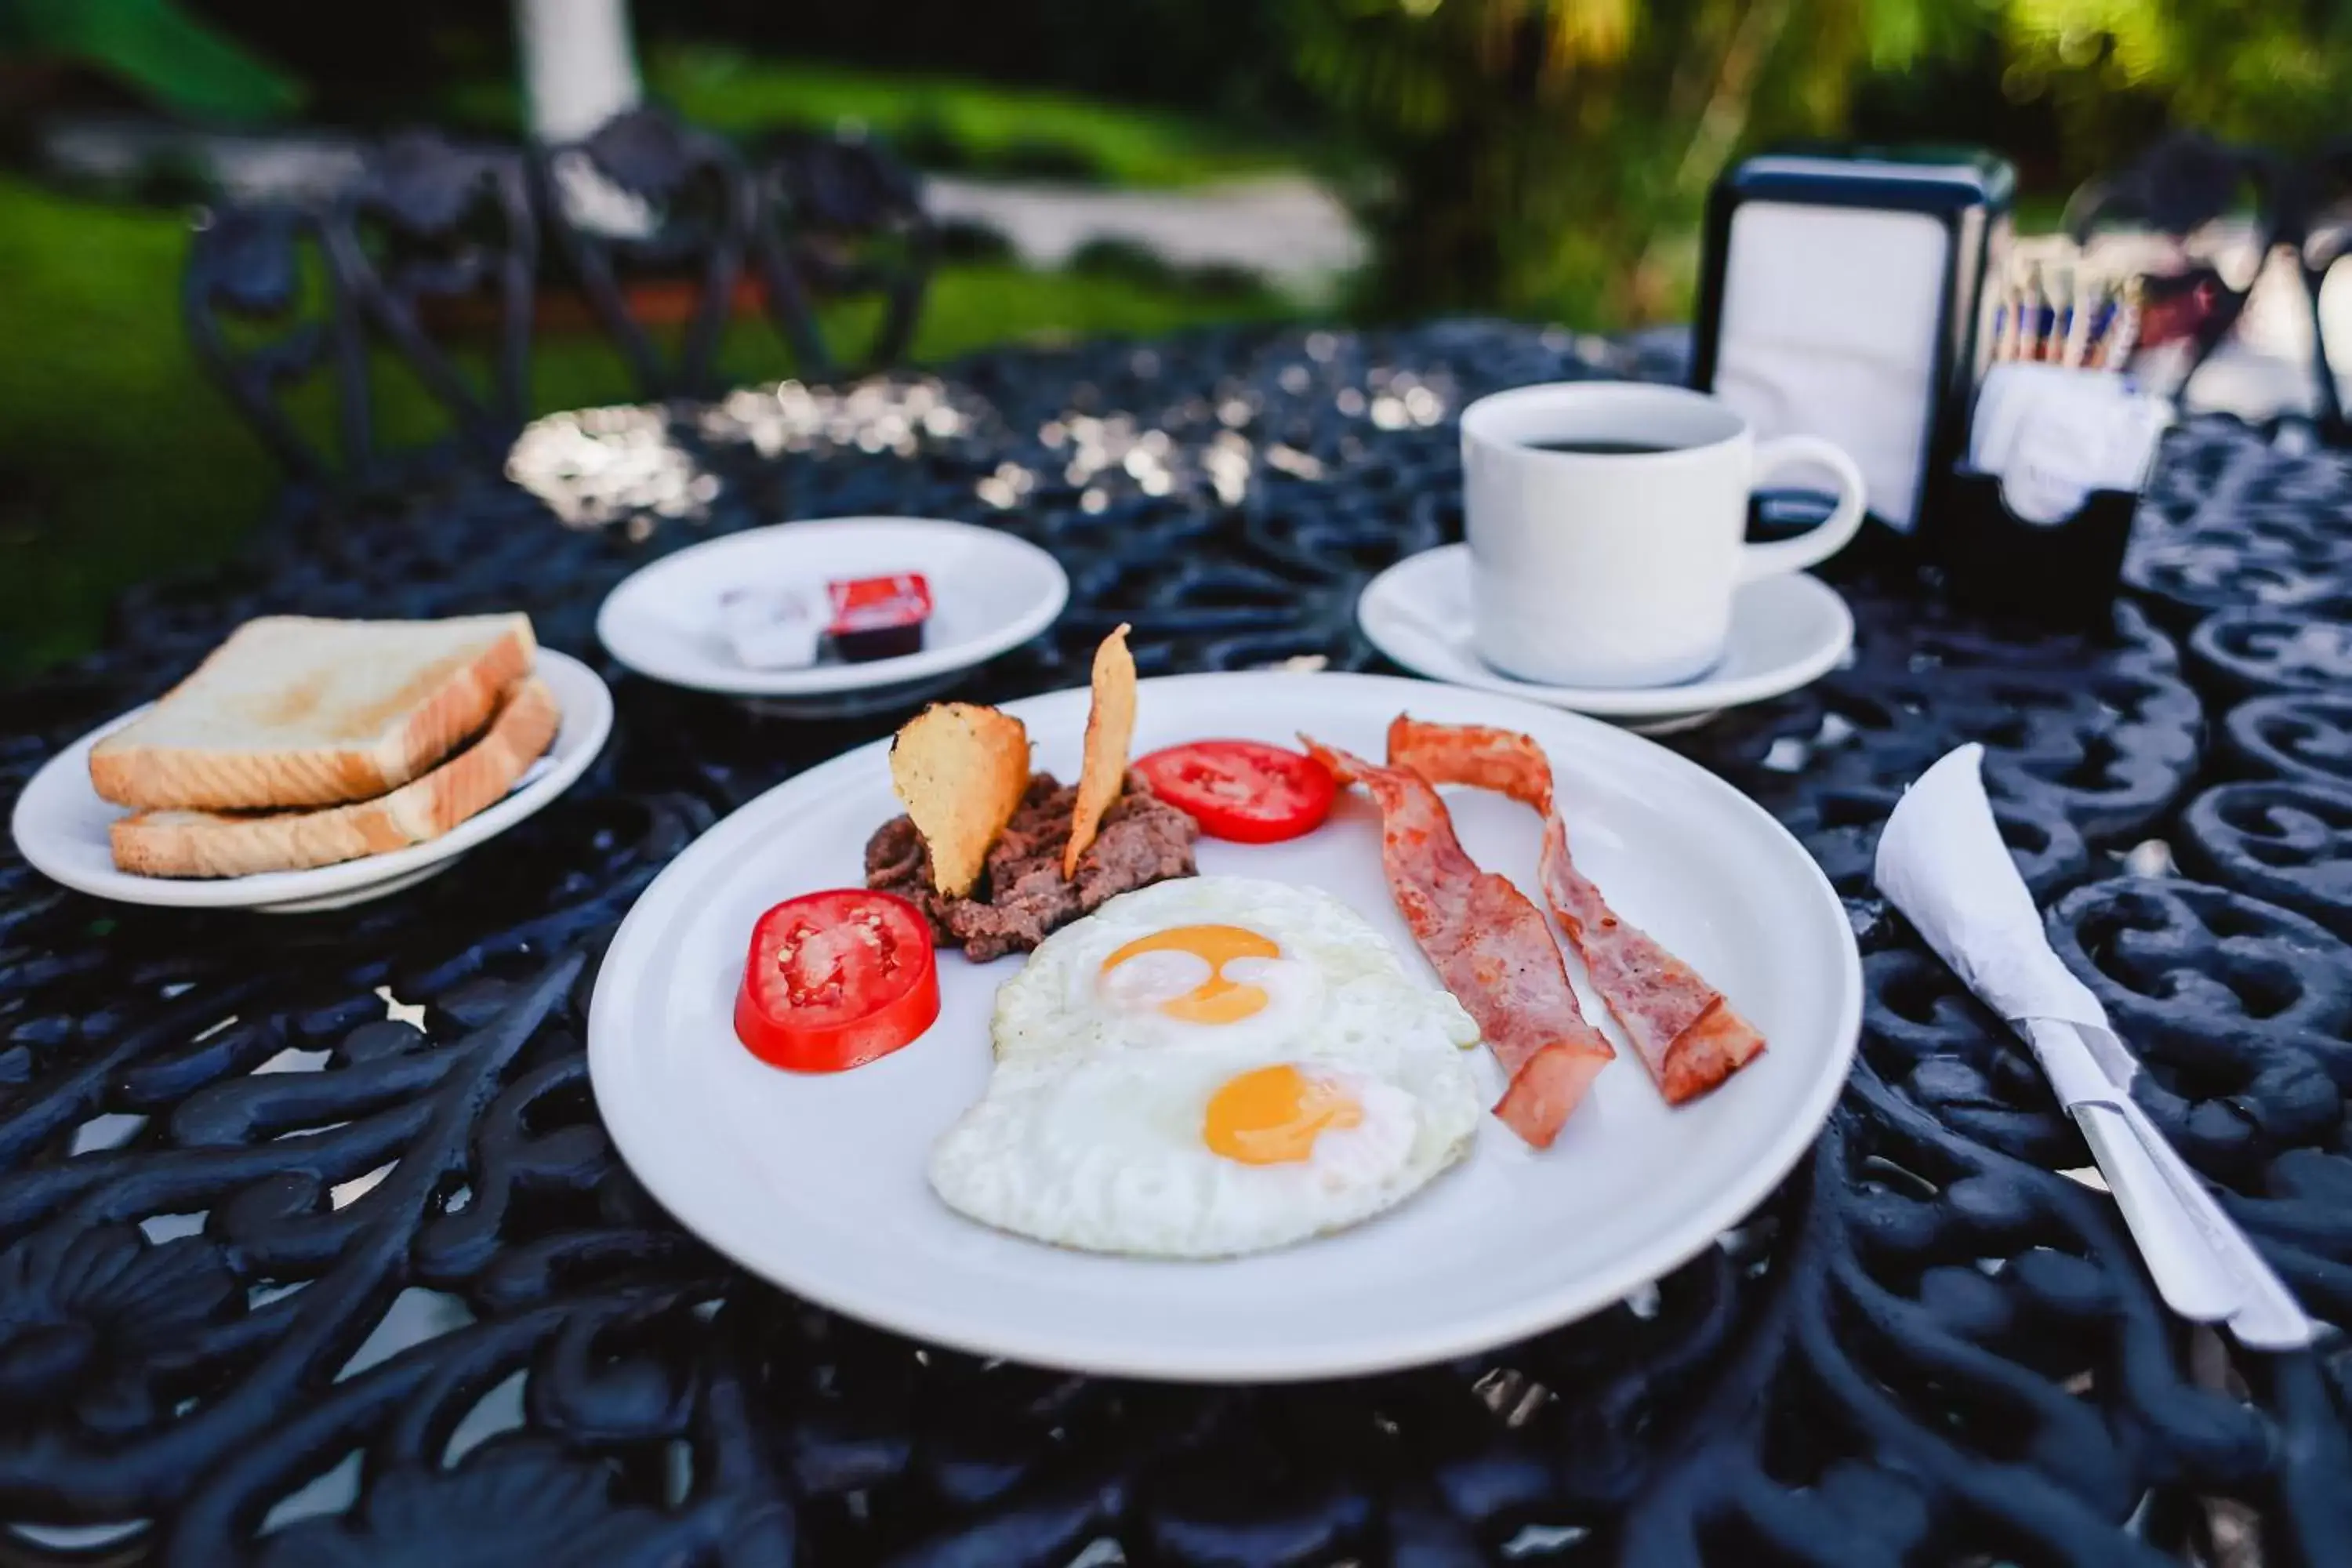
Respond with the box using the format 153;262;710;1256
1968;363;2170;524
1872;744;2136;1102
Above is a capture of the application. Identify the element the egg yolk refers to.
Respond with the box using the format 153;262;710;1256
1101;924;1279;1025
1203;1064;1363;1164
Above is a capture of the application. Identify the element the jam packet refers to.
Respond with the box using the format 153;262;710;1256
826;574;932;662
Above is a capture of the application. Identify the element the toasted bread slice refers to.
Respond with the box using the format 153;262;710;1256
90;614;536;811
1065;623;1136;877
110;678;561;879
889;702;1030;898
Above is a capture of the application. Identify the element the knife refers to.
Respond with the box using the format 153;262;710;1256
2024;1018;2308;1345
1875;746;2314;1351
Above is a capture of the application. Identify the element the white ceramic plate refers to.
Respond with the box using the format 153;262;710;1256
1358;544;1854;727
589;671;1859;1382
10;650;612;913
596;517;1069;698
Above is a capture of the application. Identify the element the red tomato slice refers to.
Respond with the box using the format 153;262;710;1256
1135;739;1338;844
734;891;940;1073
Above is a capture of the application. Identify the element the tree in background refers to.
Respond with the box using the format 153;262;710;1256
1288;0;1972;326
1291;0;2352;329
2001;0;2352;178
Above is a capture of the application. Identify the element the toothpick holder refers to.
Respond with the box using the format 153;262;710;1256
1928;463;2143;631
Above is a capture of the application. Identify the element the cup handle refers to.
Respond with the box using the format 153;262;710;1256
1739;436;1869;582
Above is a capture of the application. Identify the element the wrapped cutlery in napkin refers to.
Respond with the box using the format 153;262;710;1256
1875;742;2130;1089
1875;744;2314;1350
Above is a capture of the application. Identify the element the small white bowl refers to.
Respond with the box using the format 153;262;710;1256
9;649;612;913
595;517;1069;699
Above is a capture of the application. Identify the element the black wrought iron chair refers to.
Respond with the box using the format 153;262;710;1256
750;129;937;379
183;201;365;483
191;111;939;486
2065;132;2315;422
532;107;753;401
320;129;539;465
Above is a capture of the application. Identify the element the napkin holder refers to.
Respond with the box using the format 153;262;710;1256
1693;144;2014;539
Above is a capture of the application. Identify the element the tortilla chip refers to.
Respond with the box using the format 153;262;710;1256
1065;623;1137;877
890;702;1030;898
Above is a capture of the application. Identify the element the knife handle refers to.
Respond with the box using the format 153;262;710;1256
2070;1103;2242;1323
2108;1095;2314;1352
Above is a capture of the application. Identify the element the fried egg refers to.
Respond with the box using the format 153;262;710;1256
928;877;1484;1258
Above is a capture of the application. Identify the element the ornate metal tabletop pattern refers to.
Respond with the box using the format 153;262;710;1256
2;322;2348;1566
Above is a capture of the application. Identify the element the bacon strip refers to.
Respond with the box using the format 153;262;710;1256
1386;717;1766;1105
1301;737;1613;1147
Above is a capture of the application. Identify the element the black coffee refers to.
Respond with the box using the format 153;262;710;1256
1523;437;1683;456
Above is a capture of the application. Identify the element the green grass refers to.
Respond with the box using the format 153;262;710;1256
0;176;1304;678
0;183;263;677
438;43;1304;189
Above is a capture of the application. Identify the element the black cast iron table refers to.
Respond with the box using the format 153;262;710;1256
2;322;2349;1566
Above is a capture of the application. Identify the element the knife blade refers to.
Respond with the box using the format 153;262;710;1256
2023;1019;2240;1324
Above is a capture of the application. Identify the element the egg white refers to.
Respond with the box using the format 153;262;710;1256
930;877;1485;1258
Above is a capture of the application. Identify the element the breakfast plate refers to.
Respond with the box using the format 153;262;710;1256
11;650;612;913
589;670;1860;1381
596;517;1069;709
1357;544;1854;731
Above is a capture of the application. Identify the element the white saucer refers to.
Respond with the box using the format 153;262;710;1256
10;650;612;913
597;517;1069;700
1357;545;1853;730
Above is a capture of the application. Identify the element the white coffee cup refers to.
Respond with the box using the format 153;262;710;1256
1461;383;1867;688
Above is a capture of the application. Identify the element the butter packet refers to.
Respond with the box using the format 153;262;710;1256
720;586;826;670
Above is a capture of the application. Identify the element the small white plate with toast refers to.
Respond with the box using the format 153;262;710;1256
11;643;612;914
595;517;1068;704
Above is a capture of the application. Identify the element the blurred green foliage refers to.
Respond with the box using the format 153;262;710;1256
2001;0;2352;169
0;0;302;122
648;45;1299;187
172;0;1306;136
429;43;1301;189
1287;0;1973;326
1290;0;2352;328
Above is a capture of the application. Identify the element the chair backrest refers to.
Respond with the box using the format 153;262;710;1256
321;129;539;459
532;107;753;401
186;112;942;484
183;201;367;482
750;130;937;379
2066;132;2286;404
